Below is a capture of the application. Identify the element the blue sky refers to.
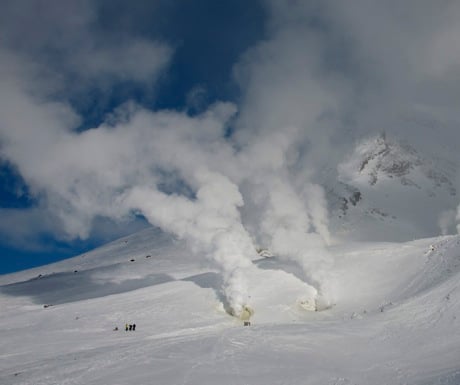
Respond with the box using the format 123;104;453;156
0;0;265;274
1;0;460;275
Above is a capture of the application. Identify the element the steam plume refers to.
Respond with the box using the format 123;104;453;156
123;170;257;317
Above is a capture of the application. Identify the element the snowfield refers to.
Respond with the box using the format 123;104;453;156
1;227;460;385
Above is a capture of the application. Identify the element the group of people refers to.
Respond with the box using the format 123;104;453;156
125;323;136;331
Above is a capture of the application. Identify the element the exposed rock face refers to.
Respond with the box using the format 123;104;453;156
323;134;458;241
339;134;456;195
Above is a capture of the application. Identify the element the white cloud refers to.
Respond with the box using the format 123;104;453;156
68;39;172;84
2;0;460;311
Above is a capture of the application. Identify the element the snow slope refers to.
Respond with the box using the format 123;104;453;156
1;227;460;385
326;134;459;241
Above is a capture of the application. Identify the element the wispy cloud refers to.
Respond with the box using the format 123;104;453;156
1;0;460;310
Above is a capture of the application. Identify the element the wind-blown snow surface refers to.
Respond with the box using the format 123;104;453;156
1;227;460;385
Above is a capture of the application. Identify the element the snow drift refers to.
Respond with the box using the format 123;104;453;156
1;227;460;384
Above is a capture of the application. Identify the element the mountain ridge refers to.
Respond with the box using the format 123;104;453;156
1;225;460;384
323;133;459;241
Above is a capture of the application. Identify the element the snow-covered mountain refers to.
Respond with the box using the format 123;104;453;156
1;226;460;384
325;134;459;241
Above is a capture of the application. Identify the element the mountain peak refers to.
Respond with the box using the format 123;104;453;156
338;134;456;195
325;134;459;241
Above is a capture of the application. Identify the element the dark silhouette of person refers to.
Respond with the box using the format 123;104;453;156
129;324;133;331
133;324;136;331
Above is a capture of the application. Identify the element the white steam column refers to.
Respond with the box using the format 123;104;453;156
123;170;256;319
